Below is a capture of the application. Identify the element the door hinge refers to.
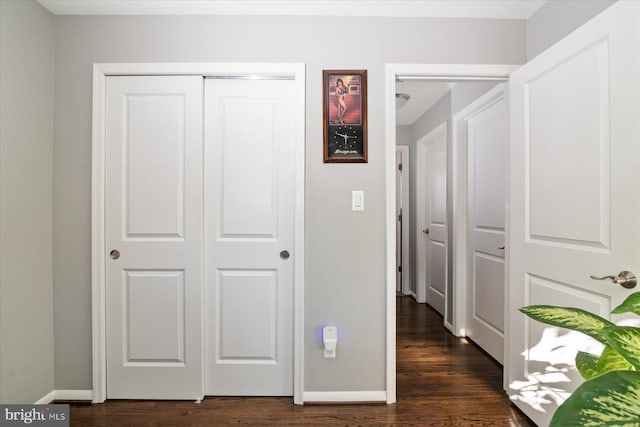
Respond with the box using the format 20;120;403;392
398;213;402;222
398;265;402;273
398;163;403;171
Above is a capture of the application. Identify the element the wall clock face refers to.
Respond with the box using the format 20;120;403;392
328;125;364;157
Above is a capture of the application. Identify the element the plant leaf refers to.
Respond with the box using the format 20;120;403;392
550;371;640;427
576;347;637;381
576;351;599;379
596;345;637;375
519;305;615;344
603;326;640;371
612;292;640;316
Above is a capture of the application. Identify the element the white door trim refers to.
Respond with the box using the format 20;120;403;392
450;84;505;337
396;145;411;295
415;122;447;305
92;62;306;404
385;64;518;404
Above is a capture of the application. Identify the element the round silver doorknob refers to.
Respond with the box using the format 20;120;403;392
280;250;290;260
110;249;120;260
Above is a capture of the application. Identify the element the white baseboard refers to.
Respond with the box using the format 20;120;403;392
39;390;386;404
34;390;94;404
444;320;454;333
410;291;417;300
34;391;56;404
303;391;387;403
54;390;93;401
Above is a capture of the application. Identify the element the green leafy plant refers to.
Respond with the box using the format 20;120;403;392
520;292;640;426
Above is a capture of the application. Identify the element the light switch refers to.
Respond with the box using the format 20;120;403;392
352;190;364;211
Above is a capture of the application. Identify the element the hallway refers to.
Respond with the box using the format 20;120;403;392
67;297;534;426
395;295;533;425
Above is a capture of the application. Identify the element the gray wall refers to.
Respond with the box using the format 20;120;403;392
51;15;525;392
526;0;616;60
0;0;55;403
451;82;501;116
396;126;413;147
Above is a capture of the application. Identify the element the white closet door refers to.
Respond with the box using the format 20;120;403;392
417;123;447;314
105;75;203;399
204;78;295;396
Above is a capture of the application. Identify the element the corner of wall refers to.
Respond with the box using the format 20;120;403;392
0;0;56;404
526;0;617;60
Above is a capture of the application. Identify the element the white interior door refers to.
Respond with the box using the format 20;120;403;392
204;77;295;396
417;123;447;314
466;97;506;364
396;150;403;293
507;2;640;426
105;75;203;399
396;145;410;295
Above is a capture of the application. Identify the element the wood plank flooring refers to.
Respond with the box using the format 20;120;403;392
67;296;534;426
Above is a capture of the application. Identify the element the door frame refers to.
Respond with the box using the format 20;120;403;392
396;145;411;295
384;64;518;403
450;83;506;337
415;122;447;305
91;63;306;404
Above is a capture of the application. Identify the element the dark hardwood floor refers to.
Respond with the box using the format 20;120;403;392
67;296;534;426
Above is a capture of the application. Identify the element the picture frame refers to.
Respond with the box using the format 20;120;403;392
323;70;368;163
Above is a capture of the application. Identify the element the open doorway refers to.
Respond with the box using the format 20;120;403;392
394;77;508;327
384;65;517;403
387;10;639;426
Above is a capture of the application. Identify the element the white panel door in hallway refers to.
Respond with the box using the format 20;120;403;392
105;76;204;399
204;78;295;396
507;2;640;426
417;123;447;314
466;97;506;364
396;145;410;295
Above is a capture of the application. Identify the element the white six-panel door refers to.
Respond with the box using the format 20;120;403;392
104;73;298;399
105;76;204;399
204;78;295;396
507;2;640;425
466;97;506;364
417;123;447;314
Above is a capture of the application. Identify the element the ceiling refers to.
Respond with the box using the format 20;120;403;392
396;81;455;126
37;0;546;18
37;0;546;126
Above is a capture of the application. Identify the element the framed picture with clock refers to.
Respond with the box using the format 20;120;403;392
323;69;368;163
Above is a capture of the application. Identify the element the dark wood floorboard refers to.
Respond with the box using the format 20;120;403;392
66;296;534;426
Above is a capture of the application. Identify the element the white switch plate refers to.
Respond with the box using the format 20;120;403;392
352;190;364;211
